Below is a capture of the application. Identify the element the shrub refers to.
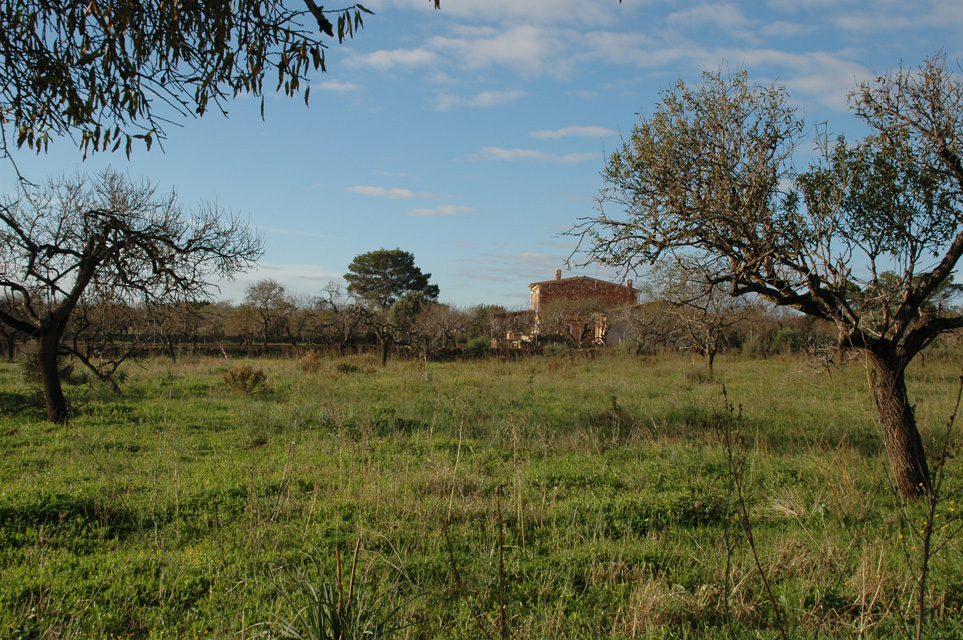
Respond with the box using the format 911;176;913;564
543;343;570;358
18;352;75;386
771;327;805;354
336;361;361;374
684;368;713;384
461;336;491;359
223;365;267;393
740;333;768;359
615;339;642;357
300;350;323;374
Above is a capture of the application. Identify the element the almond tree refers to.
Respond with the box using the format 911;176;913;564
643;259;753;376
577;56;963;498
315;283;363;356
244;278;294;353
0;170;262;423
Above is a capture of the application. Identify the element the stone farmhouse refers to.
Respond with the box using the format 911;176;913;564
522;270;639;346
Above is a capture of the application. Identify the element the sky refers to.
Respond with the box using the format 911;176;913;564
2;0;961;309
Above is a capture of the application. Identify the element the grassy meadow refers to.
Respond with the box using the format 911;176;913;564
1;349;963;639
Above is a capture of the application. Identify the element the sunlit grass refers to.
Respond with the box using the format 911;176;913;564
0;349;961;638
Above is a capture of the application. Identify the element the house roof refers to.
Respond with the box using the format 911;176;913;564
528;275;631;290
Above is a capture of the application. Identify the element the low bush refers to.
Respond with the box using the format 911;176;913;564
543;343;570;358
18;352;75;385
300;350;323;374
460;336;491;359
223;364;267;393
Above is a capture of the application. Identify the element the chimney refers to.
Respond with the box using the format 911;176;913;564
626;279;633;290
555;269;562;280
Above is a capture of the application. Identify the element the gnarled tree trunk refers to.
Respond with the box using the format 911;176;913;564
869;351;930;498
38;329;68;424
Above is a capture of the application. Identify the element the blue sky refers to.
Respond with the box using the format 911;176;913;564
3;0;960;309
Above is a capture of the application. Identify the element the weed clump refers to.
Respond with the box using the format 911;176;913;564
300;350;323;374
224;364;267;393
336;361;363;375
259;540;410;640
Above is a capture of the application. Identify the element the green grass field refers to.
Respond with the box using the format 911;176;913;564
1;350;962;639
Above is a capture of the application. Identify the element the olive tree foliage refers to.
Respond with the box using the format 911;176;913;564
575;56;963;498
0;170;263;423
0;0;440;161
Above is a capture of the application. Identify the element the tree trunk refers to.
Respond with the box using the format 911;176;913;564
869;352;931;498
164;336;177;362
380;336;389;366
38;330;68;424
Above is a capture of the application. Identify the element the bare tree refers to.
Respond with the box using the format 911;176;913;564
223;304;260;352
282;293;319;352
315;283;363;355
414;303;471;349
0;296;28;360
196;301;235;356
359;306;395;367
142;300;205;361
63;294;143;389
644;259;753;375
576;56;963;498
0;170;262;423
537;297;609;348
611;301;677;355
244;278;293;353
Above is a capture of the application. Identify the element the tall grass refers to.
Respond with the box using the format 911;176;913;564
0;350;961;638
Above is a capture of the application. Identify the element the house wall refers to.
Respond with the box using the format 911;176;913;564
527;272;638;346
530;276;637;313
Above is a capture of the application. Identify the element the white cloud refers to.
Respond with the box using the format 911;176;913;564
434;89;526;111
428;24;573;78
476;147;599;163
716;48;872;111
760;20;813;38
451;250;565;284
831;0;962;32
345;185;445;199
315;79;362;92
530;126;616;139
350;47;437;71
767;0;851;10
668;2;755;40
408;205;479;217
578;30;655;66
